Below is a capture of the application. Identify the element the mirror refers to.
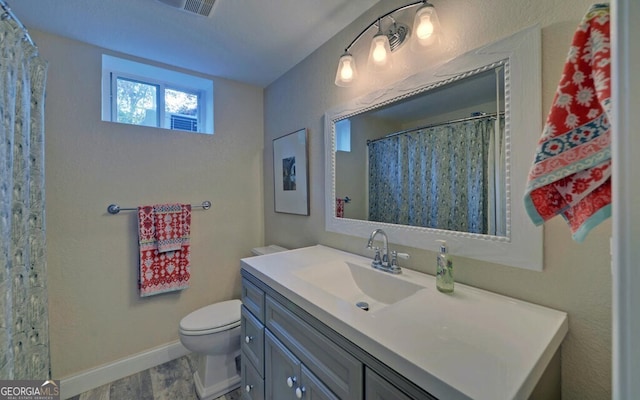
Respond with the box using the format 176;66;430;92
325;26;544;270
336;67;506;235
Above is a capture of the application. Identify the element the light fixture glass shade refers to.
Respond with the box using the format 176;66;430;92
335;52;358;87
410;3;440;51
368;32;392;72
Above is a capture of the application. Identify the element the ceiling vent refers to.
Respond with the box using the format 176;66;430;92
156;0;218;17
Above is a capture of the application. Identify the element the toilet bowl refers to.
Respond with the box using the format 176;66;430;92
179;299;242;400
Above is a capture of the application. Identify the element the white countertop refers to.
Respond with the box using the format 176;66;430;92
241;245;568;400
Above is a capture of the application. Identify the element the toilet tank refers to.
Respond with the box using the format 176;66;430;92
250;245;288;256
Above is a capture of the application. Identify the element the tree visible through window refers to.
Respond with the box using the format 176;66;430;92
116;78;158;126
116;78;200;130
103;54;214;134
165;88;198;116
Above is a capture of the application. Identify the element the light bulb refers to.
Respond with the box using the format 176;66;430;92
416;15;434;39
368;33;392;72
410;3;440;51
340;60;354;80
372;40;387;64
335;52;358;86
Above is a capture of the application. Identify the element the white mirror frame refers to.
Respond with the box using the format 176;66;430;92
324;25;543;271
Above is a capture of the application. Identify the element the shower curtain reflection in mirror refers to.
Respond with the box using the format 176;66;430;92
368;115;505;235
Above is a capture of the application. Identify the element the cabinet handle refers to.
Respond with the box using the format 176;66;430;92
245;384;253;393
245;335;254;344
295;386;306;399
286;376;297;388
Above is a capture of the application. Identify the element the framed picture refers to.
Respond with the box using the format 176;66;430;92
273;128;309;215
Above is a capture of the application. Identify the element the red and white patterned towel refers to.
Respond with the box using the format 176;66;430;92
137;204;191;297
524;4;611;242
154;204;187;252
336;198;345;218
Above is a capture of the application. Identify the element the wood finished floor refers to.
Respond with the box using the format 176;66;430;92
68;355;241;400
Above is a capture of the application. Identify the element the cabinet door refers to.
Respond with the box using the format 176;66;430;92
265;296;362;399
365;368;413;400
241;350;264;400
297;365;339;400
265;331;299;400
241;305;264;376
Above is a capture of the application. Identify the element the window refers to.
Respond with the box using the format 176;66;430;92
102;55;214;134
335;118;351;152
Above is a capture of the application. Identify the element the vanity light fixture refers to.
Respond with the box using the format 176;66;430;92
334;0;441;87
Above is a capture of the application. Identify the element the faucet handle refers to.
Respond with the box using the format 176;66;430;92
367;246;383;268
390;251;410;267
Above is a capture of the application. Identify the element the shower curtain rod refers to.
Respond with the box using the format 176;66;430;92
0;0;35;47
367;111;505;145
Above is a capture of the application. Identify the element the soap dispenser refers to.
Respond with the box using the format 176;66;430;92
436;240;454;293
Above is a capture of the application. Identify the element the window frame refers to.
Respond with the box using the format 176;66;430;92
102;54;214;134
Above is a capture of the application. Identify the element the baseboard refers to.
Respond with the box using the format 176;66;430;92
60;340;190;399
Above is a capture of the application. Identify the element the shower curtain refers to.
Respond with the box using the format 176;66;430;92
0;17;49;379
368;116;502;234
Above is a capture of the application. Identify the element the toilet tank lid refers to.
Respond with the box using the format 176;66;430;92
180;299;242;332
251;245;288;256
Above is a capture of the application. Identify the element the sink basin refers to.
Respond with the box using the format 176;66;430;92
293;260;424;312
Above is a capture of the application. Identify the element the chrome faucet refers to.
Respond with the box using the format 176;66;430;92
366;229;408;274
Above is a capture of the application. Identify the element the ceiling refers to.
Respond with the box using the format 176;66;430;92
10;0;380;87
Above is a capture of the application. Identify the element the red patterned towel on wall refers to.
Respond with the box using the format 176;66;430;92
154;203;187;252
336;198;345;218
137;204;191;297
524;3;611;243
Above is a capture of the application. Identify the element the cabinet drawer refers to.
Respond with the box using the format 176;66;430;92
242;278;265;322
265;296;363;400
241;305;264;376
241;350;265;400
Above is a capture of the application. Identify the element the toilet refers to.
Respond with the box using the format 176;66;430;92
179;245;287;399
179;299;242;400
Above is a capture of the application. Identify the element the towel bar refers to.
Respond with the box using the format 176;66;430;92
107;201;211;215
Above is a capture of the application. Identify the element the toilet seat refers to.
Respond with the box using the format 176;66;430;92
179;299;242;336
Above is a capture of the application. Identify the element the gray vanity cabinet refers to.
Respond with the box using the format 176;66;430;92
265;330;299;400
241;354;264;400
299;365;341;400
242;278;265;321
241;305;265;400
365;368;413;400
241;306;264;375
241;278;266;400
241;273;435;400
265;331;338;400
265;297;362;399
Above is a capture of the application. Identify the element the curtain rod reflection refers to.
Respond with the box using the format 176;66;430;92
366;112;505;146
